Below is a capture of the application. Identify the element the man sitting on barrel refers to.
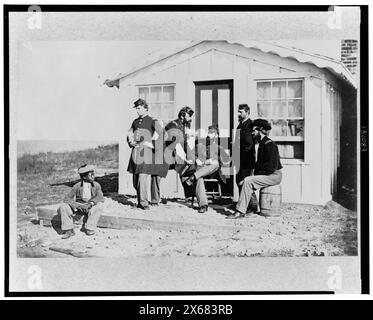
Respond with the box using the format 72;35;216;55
228;119;282;219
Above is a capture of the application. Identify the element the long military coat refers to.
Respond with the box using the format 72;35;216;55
127;115;168;177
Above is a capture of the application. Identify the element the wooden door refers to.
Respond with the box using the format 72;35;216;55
194;80;234;195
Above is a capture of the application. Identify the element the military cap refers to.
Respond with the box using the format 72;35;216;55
253;119;272;131
133;98;148;108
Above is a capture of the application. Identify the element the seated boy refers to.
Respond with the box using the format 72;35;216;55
58;164;104;238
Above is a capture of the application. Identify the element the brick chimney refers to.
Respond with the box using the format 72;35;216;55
341;39;358;75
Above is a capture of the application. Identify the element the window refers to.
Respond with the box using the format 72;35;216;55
138;84;176;124
256;79;304;160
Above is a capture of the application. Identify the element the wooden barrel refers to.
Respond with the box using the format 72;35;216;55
259;185;282;217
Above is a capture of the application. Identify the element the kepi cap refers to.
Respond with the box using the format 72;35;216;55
133;98;148;108
253;119;272;131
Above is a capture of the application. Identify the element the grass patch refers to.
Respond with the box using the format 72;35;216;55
17;143;119;222
18;144;118;175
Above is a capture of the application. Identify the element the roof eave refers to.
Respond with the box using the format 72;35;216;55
103;40;357;89
103;40;207;86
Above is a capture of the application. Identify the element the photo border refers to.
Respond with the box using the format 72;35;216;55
3;4;369;297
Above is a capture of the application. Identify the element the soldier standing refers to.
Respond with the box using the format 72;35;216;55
164;106;195;173
164;106;195;198
234;104;257;211
127;98;168;210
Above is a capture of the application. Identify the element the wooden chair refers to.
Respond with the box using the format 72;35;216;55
190;178;222;206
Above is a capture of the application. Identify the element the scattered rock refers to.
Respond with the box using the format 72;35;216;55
324;201;345;211
26;239;41;247
41;240;53;247
17;195;357;258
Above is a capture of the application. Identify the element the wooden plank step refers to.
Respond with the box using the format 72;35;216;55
36;204;250;233
49;246;95;258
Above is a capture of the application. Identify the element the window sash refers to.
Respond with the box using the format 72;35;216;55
138;84;176;121
256;79;305;159
256;79;304;135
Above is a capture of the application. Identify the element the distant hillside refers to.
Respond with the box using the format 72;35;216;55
17;143;118;176
17;140;117;156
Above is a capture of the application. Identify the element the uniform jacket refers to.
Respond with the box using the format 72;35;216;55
127;115;168;177
235;118;256;170
164;118;192;173
254;135;283;175
64;181;104;211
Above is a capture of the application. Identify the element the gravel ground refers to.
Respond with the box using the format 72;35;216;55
17;197;357;258
16;145;357;258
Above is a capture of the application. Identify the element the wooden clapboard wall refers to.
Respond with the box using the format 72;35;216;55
115;41;349;205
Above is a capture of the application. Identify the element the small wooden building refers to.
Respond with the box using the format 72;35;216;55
105;40;357;205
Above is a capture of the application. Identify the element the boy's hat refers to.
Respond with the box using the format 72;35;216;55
78;164;95;174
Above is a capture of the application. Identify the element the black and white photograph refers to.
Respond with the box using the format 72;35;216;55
5;5;367;295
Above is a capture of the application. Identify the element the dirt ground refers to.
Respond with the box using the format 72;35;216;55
16;144;358;258
17;197;357;258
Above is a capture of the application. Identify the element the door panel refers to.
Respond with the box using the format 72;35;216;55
200;90;213;137
218;88;230;138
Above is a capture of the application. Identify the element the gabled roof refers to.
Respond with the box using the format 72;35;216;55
104;40;356;89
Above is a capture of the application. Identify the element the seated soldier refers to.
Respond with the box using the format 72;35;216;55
228;119;283;219
185;124;230;213
58;164;104;238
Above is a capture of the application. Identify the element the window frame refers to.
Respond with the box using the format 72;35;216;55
255;77;306;160
137;83;176;123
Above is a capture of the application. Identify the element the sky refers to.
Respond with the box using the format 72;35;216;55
15;40;341;143
15;41;191;154
8;8;361;153
15;41;191;142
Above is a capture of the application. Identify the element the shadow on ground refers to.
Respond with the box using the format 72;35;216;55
333;188;357;211
105;193;137;206
50;173;119;193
